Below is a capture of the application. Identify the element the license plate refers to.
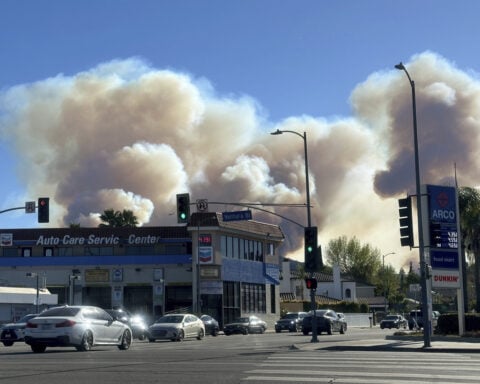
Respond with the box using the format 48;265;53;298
41;324;53;330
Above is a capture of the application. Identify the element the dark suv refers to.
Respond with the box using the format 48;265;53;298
275;312;308;333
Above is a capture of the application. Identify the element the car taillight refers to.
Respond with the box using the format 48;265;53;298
56;320;76;328
26;322;37;328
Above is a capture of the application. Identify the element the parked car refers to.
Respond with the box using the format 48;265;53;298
148;313;205;342
0;314;38;346
24;305;132;353
200;314;220;336
223;315;267;335
106;308;148;340
380;314;407;329
275;312;308;333
301;309;347;335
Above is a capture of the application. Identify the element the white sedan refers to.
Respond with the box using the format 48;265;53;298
24;305;132;353
148;313;205;342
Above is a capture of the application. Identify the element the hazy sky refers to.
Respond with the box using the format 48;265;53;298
2;0;480;271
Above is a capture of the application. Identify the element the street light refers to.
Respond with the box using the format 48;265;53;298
395;62;431;348
270;129;312;227
270;128;318;342
382;252;395;312
26;272;40;313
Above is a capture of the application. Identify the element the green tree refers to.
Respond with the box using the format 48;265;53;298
99;209;138;227
458;186;480;311
325;236;382;284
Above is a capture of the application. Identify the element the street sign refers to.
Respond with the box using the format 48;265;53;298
196;199;208;212
222;210;252;222
25;201;36;213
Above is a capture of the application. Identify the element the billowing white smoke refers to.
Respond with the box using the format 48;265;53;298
1;51;479;270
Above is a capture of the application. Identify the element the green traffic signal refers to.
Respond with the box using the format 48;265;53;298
176;193;190;224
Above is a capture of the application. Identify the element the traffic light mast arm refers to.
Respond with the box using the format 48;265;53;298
0;206;26;214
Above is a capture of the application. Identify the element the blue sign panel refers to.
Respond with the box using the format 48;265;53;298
431;249;459;269
222;210;252;222
428;185;457;224
427;185;459;269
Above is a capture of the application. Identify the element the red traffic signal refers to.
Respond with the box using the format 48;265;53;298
305;278;317;290
38;197;49;223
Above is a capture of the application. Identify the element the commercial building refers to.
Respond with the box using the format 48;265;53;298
0;212;284;326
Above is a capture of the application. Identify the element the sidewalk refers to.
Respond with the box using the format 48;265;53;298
292;334;480;353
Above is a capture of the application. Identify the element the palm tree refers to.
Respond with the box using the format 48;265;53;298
99;209;138;228
458;187;480;311
118;209;139;227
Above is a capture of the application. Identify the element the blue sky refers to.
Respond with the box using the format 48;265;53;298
1;0;480;269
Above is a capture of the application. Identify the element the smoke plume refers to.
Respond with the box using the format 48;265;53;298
1;52;479;270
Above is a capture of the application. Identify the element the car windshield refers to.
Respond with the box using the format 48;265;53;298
282;313;298;319
312;310;327;316
234;317;249;323
156;315;184;323
385;315;398;320
17;314;37;323
39;307;81;317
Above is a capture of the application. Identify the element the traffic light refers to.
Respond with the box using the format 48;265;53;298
37;197;49;223
398;197;414;247
176;193;190;223
305;278;317;290
304;226;319;272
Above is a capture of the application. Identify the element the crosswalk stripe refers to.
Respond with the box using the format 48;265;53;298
241;351;480;383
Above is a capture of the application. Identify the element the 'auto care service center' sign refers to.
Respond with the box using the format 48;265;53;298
427;185;460;288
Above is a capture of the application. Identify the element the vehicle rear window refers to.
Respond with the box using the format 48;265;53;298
39;307;81;317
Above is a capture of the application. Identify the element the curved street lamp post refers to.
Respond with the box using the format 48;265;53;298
395;62;431;348
270;129;318;342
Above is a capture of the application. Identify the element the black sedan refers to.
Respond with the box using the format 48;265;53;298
301;309;347;335
223;315;267;335
0;314;38;346
380;314;407;329
275;312;308;332
200;314;219;336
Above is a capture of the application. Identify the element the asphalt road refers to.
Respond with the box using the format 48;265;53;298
1;327;479;384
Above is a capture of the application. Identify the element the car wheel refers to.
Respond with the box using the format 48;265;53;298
137;332;146;341
224;332;231;336
302;329;309;336
197;328;205;340
275;329;281;333
118;329;132;350
259;327;265;334
242;328;248;335
211;329;219;337
3;341;14;347
340;325;345;334
76;331;93;351
176;329;185;341
327;323;333;335
148;338;156;342
31;343;46;353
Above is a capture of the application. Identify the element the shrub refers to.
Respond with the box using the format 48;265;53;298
437;313;480;335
